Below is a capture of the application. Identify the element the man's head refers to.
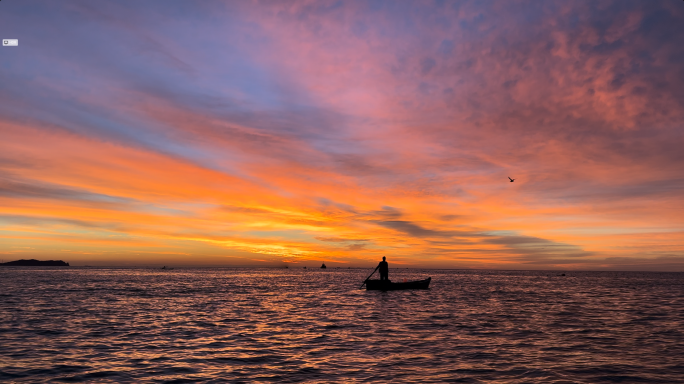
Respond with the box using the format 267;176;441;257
382;256;386;261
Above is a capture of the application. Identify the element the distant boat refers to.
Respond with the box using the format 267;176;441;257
321;263;327;269
365;277;431;291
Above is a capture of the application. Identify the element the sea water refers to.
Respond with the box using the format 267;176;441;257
1;268;683;383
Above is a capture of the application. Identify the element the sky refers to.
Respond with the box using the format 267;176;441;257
1;0;683;269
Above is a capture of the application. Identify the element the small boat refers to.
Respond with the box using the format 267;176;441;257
365;277;431;291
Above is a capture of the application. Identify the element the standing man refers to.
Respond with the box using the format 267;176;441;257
378;256;389;281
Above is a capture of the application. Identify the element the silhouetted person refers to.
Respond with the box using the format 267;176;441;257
378;256;389;281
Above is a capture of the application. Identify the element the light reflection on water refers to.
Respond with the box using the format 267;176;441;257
1;268;683;383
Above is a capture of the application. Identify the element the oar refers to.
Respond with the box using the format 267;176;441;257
360;266;379;288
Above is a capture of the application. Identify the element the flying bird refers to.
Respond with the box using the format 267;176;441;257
508;177;515;182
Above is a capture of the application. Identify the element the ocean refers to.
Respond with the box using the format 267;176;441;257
1;268;683;383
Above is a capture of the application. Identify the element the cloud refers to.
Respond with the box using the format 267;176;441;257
484;235;594;259
0;0;682;269
0;177;133;204
347;243;366;251
376;220;459;238
315;237;369;243
0;214;119;230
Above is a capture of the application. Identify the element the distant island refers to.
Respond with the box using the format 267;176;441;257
0;259;70;266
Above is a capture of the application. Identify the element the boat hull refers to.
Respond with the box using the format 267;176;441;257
365;277;431;291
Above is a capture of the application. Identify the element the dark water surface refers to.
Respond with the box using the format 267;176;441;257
1;268;683;383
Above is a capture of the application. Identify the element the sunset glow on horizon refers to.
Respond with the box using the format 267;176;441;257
1;0;683;269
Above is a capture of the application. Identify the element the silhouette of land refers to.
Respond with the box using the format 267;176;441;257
0;259;70;266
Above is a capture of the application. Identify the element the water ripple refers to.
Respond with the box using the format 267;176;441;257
1;268;683;382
